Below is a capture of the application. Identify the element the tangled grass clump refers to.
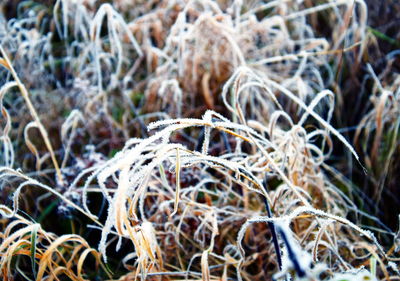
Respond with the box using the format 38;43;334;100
1;0;400;280
0;205;106;280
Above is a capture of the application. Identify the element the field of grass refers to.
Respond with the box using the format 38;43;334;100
0;0;399;280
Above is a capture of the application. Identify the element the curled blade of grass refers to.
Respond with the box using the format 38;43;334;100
60;109;84;169
267;76;365;171
0;167;100;225
90;3;142;93
223;66;363;170
35;234;98;281
0;81;18;167
98;143;185;262
312;219;334;263
0;45;64;185
0;1;394;279
285;0;368;49
24;122;41;172
220;73;312;206
53;0;69;40
149;114;277;199
95;115;282;267
76;248;103;280
0;223;39;258
238;205;386;259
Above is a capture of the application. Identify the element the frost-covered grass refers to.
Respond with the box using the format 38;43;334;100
0;0;399;280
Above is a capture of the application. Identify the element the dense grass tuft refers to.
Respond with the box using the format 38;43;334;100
1;0;399;280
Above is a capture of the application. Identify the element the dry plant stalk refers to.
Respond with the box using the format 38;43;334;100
0;0;399;280
0;46;64;185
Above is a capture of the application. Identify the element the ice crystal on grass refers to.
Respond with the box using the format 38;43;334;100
0;0;399;280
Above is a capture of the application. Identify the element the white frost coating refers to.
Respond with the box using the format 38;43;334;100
0;1;386;280
274;222;313;280
329;269;378;281
246;206;385;256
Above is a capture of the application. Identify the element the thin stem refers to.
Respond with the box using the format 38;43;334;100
262;178;282;272
0;45;64;185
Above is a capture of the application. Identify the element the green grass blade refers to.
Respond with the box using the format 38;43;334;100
30;224;39;279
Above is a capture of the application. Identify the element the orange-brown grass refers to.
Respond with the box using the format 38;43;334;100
0;205;105;281
0;0;399;280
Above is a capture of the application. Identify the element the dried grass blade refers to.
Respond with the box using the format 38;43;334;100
0;46;64;184
201;250;210;281
171;148;181;216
